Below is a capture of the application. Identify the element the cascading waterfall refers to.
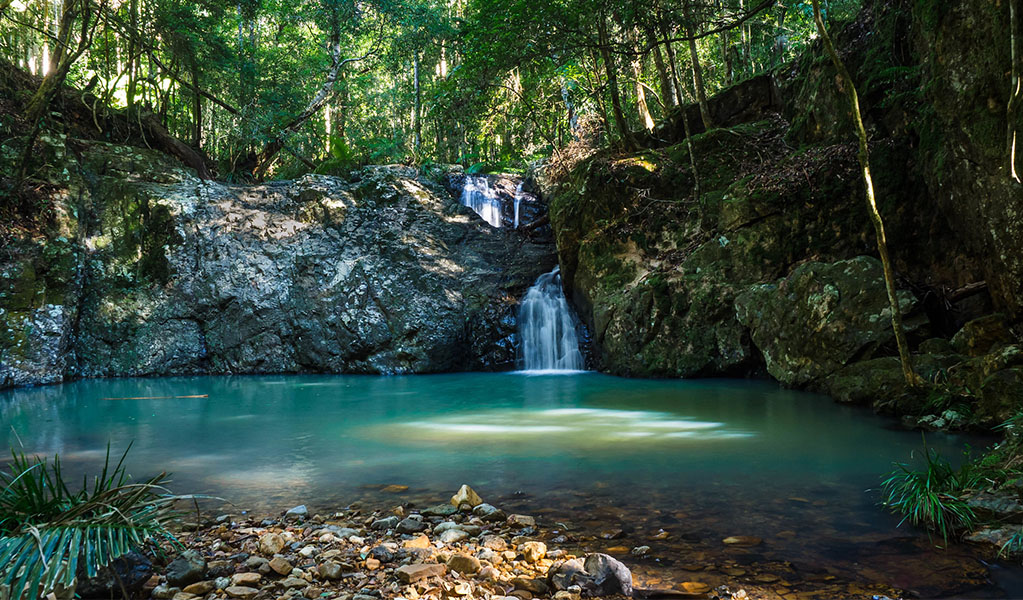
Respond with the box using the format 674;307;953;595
460;176;503;228
513;183;523;229
518;267;584;371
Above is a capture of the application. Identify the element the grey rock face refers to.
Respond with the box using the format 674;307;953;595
1;147;555;388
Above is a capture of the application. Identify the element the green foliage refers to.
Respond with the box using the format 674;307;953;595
0;445;187;599
880;442;982;544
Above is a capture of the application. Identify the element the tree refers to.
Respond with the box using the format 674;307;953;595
809;0;918;387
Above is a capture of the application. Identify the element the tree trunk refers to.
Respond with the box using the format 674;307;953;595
1009;0;1021;182
660;22;684;107
684;2;712;130
810;0;917;387
24;0;92;124
631;31;655;131
191;53;202;149
413;51;422;152
646;26;675;109
597;14;635;149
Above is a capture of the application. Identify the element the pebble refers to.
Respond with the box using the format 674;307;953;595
152;585;180;599
438;529;470;544
507;515;536;528
182;581;215;595
318;561;344;580
371;516;399;530
722;536;762;547
230;573;261;587
520;541;547;563
282;577;308;589
225;586;259;599
423;503;458;517
259;533;286;555
269;556;293;575
482;535;508;551
447;553;482;575
365;557;381;570
404;534;432;549
395;563;447;583
450;484;484;509
631;545;651;556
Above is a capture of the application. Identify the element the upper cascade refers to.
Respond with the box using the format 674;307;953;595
518;267;584;371
460;176;503;228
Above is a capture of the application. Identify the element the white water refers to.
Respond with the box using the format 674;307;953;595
518;267;584;371
460;176;503;227
513;182;523;229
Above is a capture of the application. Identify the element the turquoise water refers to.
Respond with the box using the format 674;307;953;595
0;373;1007;595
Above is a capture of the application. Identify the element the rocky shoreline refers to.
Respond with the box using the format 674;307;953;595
81;485;947;600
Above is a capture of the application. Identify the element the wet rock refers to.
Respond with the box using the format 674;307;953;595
965;490;1023;522
520;541;547;563
722;536;762;546
214;577;232;591
630;546;651;556
507;515;536;528
76;551;153;598
381;484;409;493
447;554;482;575
259;533;286;555
166;550;207;587
285;505;308;519
423;504;458;517
451;485;484;509
396;516;428;534
473;503;507;522
282;577;308;589
477;566;500;581
395;563;447;583
550;554;633;597
371;516;399;530
225;586;259;599
269;556;293;576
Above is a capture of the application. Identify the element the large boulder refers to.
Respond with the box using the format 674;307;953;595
735;256;926;386
1;143;555;387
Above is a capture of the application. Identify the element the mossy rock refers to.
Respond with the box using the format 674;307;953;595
951;314;1015;357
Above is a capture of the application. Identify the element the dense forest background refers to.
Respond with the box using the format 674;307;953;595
0;0;860;180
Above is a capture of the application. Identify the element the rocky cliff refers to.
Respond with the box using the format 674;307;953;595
1;139;554;388
545;0;1022;425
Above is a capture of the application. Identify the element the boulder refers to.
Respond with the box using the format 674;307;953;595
549;554;633;597
76;552;153;598
165;550;206;588
735;256;926;386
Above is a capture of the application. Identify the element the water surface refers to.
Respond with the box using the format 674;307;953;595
0;373;1007;597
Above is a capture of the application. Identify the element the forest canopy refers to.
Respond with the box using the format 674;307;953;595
0;0;860;179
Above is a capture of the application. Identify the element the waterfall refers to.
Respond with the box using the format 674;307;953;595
460;176;503;228
513;183;523;229
518;267;584;371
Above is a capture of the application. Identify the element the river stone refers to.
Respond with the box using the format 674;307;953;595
952;314;1014;357
259;533;286;555
520;541;547;563
581;553;633;597
370;545;395;562
404;534;432;549
268;556;293;576
396;516;428;534
438;528;470;544
152;585;180;600
166;550;207;587
482;535;508;551
473;503;507;522
507;514;536;528
451;484;484;508
225;586;259;600
285;505;308;519
396;563;447;583
182;581;215;595
423;503;459;517
318;561;344;580
722;536;762;546
448;554;482;575
371;516;400;530
231;573;260;587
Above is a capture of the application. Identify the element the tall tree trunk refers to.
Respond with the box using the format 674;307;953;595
684;2;712;130
810;0;917;387
1009;0;1021;182
191;53;202;149
646;26;675;109
126;0;138;112
664;26;700;198
413;51;422;152
661;22;684;107
24;0;94;123
630;31;654;131
597;13;635;150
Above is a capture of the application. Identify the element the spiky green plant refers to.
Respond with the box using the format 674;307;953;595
0;445;186;600
880;443;982;545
